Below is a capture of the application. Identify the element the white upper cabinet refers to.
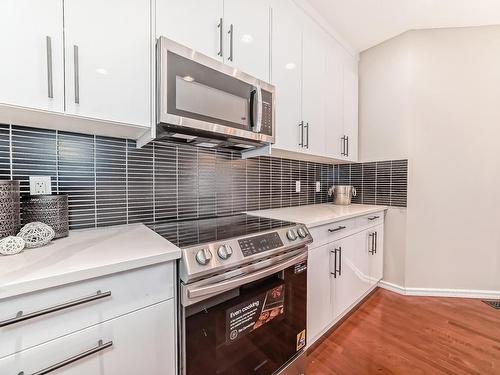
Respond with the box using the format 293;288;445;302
156;0;224;61
64;0;151;127
0;0;64;113
224;0;271;81
301;17;326;156
343;63;359;161
271;0;302;152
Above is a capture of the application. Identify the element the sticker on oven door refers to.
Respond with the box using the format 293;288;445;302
294;261;307;274
225;284;285;343
296;330;306;351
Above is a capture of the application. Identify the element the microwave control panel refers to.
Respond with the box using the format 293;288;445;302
260;90;273;136
238;232;283;257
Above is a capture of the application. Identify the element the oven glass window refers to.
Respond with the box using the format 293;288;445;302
184;262;307;375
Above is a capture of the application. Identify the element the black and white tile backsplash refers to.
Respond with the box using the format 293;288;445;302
0;124;408;230
334;160;408;207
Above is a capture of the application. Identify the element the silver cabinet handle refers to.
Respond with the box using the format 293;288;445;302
330;249;337;278
368;216;380;221
227;24;234;61
18;339;113;375
304;122;309;149
217;18;223;57
298;121;304;147
374;231;378;253
337;247;342;276
328;226;346;233
0;290;111;328
46;36;53;98
340;136;346;156
346;135;349;157
369;232;377;255
73;45;79;104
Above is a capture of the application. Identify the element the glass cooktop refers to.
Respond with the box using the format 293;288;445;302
150;214;295;248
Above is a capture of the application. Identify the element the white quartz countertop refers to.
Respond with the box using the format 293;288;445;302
0;224;181;300
247;203;388;228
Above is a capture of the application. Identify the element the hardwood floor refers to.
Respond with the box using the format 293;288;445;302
306;288;500;375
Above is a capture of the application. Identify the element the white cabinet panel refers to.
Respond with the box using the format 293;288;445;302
271;0;302;152
64;0;151;127
301;18;326;156
0;0;64;113
224;0;271;82
156;0;223;60
368;224;384;285
0;300;176;375
343;65;359;161
307;243;332;343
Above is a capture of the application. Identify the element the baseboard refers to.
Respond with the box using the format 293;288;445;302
378;280;500;300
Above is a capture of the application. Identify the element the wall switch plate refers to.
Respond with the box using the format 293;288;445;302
316;181;321;192
295;180;301;193
29;176;52;195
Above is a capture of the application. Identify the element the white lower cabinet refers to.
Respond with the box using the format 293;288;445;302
0;300;176;375
307;243;333;343
306;213;385;346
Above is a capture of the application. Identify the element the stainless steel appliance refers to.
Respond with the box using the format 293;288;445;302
156;37;275;150
152;214;312;375
328;185;357;205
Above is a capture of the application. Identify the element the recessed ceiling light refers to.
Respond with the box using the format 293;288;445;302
183;75;195;82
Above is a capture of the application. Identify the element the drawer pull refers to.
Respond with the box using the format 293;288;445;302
18;339;113;375
367;216;380;221
328;226;346;233
0;290;111;328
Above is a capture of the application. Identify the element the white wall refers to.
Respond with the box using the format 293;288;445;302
359;25;500;292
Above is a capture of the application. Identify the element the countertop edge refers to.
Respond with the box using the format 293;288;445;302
304;206;388;228
0;250;181;301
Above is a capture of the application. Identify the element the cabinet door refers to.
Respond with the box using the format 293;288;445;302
324;38;345;159
301;17;326;156
156;0;223;60
0;300;176;375
343;64;359;161
332;232;371;319
307;243;333;344
224;0;271;82
0;0;64;112
270;0;302;152
368;224;385;285
64;0;151;127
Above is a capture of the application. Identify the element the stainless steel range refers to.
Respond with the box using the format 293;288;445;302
152;214;312;375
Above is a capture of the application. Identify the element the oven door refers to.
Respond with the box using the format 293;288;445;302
181;251;307;375
157;37;275;144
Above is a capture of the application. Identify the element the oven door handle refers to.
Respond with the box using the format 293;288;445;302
187;251;307;301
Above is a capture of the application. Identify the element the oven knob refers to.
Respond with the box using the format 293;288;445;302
286;229;297;241
217;244;233;260
195;248;212;265
297;227;308;238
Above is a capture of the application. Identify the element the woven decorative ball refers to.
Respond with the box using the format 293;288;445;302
17;222;55;248
0;236;25;256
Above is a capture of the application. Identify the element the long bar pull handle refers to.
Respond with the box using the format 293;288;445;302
73;45;80;104
228;24;234;61
46;36;53;98
369;233;376;255
298;121;304;147
330;249;337;278
328;226;346;233
217;18;223;57
18;340;113;375
341;136;346;156
337;247;342;276
304;122;309;149
0;290;111;328
374;231;378;254
346;136;349;157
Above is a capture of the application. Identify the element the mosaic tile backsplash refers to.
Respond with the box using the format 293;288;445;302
0;124;407;230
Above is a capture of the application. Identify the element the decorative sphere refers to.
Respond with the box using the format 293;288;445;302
0;236;25;256
17;222;55;248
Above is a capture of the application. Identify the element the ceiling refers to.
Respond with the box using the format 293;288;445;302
306;0;500;52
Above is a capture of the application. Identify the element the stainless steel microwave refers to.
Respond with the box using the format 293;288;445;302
156;37;275;150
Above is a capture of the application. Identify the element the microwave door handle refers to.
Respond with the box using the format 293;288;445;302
250;86;263;133
255;86;262;133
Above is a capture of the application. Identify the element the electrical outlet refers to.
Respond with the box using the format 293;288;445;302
29;176;52;195
316;181;321;192
295;180;301;193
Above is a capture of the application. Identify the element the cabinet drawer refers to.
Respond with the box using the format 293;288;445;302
309;218;356;248
0;262;174;359
356;212;384;228
0;299;176;375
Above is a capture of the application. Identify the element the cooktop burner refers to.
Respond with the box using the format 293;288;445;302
150;213;295;248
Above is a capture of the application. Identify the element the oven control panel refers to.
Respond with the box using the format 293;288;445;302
238;232;284;257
